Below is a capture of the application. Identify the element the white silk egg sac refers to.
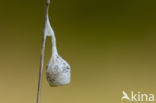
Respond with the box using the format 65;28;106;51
46;54;71;87
45;15;71;87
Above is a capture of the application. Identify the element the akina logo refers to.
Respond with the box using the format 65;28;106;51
121;91;155;102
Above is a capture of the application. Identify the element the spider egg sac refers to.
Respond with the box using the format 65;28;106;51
46;55;71;87
45;15;71;87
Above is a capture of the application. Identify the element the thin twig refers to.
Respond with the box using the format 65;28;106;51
37;0;51;103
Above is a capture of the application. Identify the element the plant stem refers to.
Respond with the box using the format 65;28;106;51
37;0;50;103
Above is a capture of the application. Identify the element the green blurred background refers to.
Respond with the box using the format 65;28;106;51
0;0;156;103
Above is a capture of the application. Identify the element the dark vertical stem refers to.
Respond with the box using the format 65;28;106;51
36;0;51;103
